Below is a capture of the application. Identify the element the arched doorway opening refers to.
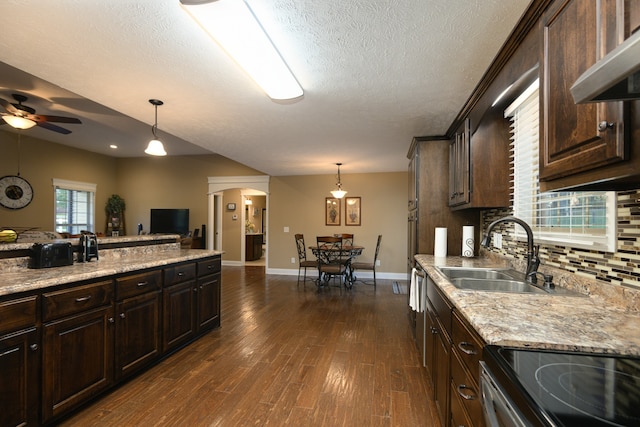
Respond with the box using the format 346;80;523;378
207;176;269;266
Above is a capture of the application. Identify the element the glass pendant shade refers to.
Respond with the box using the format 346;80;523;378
3;115;37;130
145;139;167;156
330;163;347;198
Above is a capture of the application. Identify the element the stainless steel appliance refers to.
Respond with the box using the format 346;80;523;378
481;345;640;426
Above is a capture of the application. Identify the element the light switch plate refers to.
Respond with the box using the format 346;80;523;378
284;226;289;232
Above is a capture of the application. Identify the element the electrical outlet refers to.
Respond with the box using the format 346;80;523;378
493;232;503;249
291;257;296;264
376;259;381;266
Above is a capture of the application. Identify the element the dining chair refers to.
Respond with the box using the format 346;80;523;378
352;235;382;287
316;235;347;286
295;234;317;287
334;233;354;246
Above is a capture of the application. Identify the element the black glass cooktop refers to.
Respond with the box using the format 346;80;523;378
484;346;640;426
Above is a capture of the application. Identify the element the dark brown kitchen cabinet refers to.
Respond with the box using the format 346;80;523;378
540;0;640;191
42;280;114;423
163;277;196;352
115;270;162;380
0;295;39;427
449;119;470;207
449;114;510;210
197;257;222;332
245;233;263;261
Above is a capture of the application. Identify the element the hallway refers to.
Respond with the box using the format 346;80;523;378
61;266;438;426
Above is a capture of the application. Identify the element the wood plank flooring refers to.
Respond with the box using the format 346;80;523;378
60;266;439;426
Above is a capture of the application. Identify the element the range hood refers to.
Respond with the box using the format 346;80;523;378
571;30;640;103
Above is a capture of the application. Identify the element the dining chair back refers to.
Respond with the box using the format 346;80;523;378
351;235;382;287
295;234;317;287
334;233;354;247
316;236;346;285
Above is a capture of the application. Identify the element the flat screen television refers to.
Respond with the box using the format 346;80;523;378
150;208;190;236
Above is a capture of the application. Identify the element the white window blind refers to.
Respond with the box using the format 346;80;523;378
506;79;616;252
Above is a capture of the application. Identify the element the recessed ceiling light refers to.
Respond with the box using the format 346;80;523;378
110;144;118;149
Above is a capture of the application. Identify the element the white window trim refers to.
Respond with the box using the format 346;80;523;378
52;178;97;193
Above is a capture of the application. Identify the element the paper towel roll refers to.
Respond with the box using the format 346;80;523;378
462;225;474;257
434;227;447;257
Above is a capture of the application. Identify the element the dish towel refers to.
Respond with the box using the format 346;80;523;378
409;268;420;311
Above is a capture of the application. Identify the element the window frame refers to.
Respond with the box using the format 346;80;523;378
53;178;97;234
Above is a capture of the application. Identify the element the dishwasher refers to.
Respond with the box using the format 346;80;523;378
412;267;427;367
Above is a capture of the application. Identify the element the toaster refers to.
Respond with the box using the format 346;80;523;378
30;242;74;269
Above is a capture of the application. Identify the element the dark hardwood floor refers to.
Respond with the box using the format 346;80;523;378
61;266;438;426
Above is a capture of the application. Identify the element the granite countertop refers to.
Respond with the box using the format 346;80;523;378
0;248;223;297
415;255;640;356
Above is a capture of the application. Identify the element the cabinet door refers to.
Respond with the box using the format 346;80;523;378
433;325;450;427
197;272;221;333
540;0;626;181
42;305;114;422
115;291;161;380
449;119;470;206
0;328;39;427
163;280;196;352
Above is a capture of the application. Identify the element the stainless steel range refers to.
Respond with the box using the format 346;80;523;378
481;345;640;426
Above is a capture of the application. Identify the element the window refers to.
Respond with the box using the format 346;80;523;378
53;179;96;234
506;79;616;252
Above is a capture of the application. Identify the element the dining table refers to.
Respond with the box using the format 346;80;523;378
309;244;364;288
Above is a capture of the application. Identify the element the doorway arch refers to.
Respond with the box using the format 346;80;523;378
207;175;270;265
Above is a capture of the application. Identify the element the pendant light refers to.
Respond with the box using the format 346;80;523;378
330;163;347;199
145;99;167;156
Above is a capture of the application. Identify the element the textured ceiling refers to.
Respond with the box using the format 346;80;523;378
0;0;531;176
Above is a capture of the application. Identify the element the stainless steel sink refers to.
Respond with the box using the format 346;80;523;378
449;277;546;294
437;267;514;280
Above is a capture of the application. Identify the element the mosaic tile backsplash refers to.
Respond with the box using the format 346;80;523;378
480;189;640;294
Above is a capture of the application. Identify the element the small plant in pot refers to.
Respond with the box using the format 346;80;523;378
106;194;126;235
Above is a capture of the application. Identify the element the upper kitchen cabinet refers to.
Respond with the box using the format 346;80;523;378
540;0;640;191
448;113;511;210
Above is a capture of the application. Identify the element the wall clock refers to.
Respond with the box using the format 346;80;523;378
0;175;34;209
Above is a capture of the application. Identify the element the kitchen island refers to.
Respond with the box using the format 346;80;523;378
0;234;223;426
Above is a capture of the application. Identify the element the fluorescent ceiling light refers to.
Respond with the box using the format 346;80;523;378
2;115;37;130
180;0;303;100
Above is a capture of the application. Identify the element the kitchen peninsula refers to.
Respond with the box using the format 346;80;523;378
0;234;223;426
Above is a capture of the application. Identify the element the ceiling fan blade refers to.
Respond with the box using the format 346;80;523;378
30;114;82;124
36;121;73;135
0;97;21;115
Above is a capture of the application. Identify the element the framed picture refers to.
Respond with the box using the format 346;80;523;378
227;203;236;211
325;197;341;226
345;197;361;226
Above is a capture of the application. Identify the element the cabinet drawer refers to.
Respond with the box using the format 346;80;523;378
452;310;484;380
116;270;162;301
451;348;482;423
43;280;113;322
198;257;221;276
450;380;476;427
0;295;38;335
164;263;196;286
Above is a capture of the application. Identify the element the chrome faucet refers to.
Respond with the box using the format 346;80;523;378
480;216;540;279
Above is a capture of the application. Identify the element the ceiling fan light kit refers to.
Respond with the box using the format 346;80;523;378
180;0;303;100
2;115;36;129
0;93;81;134
145;99;167;156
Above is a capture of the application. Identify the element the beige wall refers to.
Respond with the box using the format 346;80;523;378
269;173;407;273
1;133;408;275
0;132;118;231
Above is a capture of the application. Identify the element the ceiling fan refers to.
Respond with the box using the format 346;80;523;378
0;93;82;134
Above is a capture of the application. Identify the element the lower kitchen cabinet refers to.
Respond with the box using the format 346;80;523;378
0;254;221;426
0;327;39;427
115;291;161;379
42;304;114;423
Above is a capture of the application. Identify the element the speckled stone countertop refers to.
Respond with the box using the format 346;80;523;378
0;248;223;297
415;255;640;356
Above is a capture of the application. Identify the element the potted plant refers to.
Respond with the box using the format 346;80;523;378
106;194;126;235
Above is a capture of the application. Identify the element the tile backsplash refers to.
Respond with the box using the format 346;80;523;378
480;190;640;310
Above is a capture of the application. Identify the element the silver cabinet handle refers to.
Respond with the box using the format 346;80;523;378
458;341;477;355
177;271;185;277
120;313;126;319
29;343;38;351
75;295;92;303
457;384;477;400
137;281;149;287
108;317;115;324
598;121;615;131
